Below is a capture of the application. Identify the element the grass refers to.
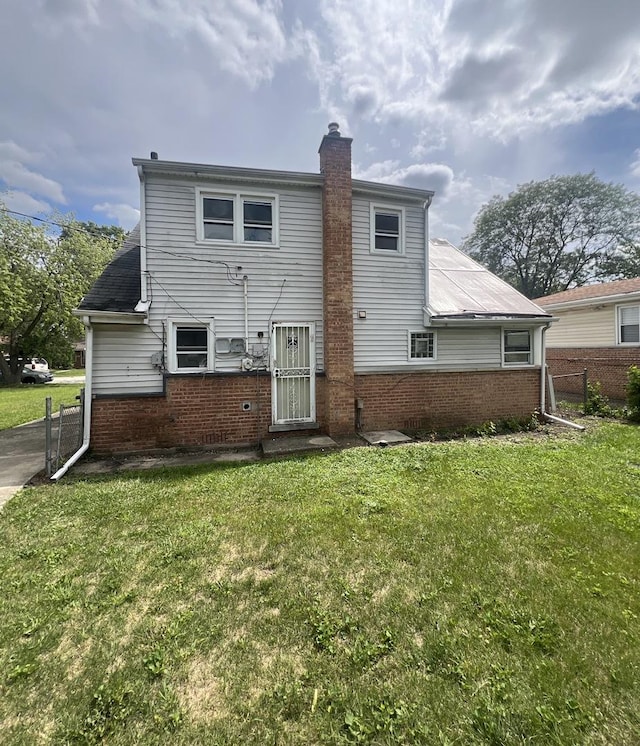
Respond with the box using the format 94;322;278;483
53;369;85;378
0;422;639;744
0;384;83;430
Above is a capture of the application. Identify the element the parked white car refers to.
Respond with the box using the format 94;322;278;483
26;357;49;372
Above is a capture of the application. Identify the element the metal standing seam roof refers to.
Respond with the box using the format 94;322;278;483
78;224;142;313
428;238;551;319
535;277;640;307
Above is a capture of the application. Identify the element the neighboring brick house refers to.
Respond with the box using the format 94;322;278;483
77;124;552;455
536;278;640;400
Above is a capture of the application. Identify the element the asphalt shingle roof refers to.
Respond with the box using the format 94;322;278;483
535;277;640;306
78;224;141;313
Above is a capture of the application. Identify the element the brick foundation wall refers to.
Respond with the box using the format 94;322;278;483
91;374;327;455
90;369;541;455
546;347;639;400
355;369;541;431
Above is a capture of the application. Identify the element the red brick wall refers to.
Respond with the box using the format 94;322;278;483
90;369;541;454
319;129;355;435
355;369;541;431
546;347;639;400
90;375;328;455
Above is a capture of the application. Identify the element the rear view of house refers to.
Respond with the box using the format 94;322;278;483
77;125;552;454
536;279;640;400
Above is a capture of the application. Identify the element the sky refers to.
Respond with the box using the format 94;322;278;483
1;0;640;245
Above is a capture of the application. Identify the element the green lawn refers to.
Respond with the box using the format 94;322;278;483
1;423;638;744
0;384;83;430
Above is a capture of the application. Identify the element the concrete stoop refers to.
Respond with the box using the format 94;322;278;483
261;434;340;458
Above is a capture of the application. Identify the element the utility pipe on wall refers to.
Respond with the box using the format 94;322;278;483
51;318;93;480
243;275;249;353
539;322;585;431
423;196;433;311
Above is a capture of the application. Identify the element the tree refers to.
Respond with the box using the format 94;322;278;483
0;207;119;384
462;173;640;299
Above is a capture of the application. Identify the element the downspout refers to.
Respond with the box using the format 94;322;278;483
138;165;148;304
51;317;93;480
539;322;585;431
423;196;433;311
243;275;249;352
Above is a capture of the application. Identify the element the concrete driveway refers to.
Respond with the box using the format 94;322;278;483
0;418;47;509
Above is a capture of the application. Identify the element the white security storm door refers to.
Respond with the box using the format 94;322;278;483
271;323;315;424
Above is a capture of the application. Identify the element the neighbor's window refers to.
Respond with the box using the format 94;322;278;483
371;205;404;254
409;331;436;360
169;320;214;372
618;305;639;344
503;329;532;365
198;189;278;245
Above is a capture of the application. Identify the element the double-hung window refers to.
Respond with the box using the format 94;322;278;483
617;305;639;344
168;319;215;373
503;329;532;365
409;331;436;360
198;189;278;246
370;204;404;254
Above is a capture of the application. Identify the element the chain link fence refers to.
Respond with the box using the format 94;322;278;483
45;389;84;477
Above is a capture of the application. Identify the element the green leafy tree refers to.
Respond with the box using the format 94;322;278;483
463;174;640;299
0;207;118;384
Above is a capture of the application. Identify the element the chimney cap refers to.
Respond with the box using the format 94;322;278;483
150;151;158;160
327;122;340;137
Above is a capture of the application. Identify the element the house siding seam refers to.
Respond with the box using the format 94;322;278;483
546;347;639;400
319;133;355;435
89;369;539;454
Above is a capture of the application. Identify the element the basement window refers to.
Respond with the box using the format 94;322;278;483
503;329;532;365
617;304;639;344
370;204;404;254
168;319;215;373
197;189;278;246
409;331;436;360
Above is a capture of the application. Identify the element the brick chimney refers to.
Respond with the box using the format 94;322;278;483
319;123;355;435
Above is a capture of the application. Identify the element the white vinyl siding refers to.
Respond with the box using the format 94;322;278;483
92;324;164;395
143;175;323;375
544;305;615;347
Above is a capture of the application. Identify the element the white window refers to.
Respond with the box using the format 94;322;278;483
370;204;404;254
617;305;640;344
197;189;278;246
409;331;436;360
168;319;215;373
503;329;532;365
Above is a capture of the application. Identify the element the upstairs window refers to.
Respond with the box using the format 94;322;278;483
503;329;532;365
370;205;404;254
197;189;278;246
409;331;436;360
203;197;234;240
618;305;639;344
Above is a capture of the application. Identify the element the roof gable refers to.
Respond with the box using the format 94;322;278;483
535;277;640;307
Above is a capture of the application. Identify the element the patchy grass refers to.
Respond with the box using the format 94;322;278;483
0;422;638;744
0;384;83;430
52;369;85;378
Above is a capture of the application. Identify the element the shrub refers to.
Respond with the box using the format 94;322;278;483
626;365;640;422
584;381;614;417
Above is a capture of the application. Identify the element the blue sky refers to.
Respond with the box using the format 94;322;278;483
1;0;640;245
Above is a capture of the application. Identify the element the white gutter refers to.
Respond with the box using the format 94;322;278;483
137;165;148;304
539;322;585;431
51;318;93;480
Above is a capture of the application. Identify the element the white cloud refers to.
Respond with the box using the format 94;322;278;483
0;158;66;204
356;160;454;196
630;149;640;179
1;190;52;216
93;202;140;229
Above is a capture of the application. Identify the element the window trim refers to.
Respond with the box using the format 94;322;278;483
370;204;405;255
167;317;215;373
616;303;640;346
502;328;533;367
196;188;279;247
408;330;437;362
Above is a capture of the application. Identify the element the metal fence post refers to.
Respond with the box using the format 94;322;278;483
583;368;588;413
45;396;52;477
